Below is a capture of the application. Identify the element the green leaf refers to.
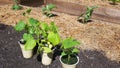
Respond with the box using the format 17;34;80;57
12;4;22;10
29;18;39;26
47;13;54;17
41;30;47;38
46;4;56;11
23;33;33;41
48;32;61;45
62;38;80;49
72;48;79;53
25;38;36;50
42;4;56;12
41;22;49;31
78;13;84;19
42;47;52;53
28;26;35;34
14;20;26;31
26;9;32;14
61;51;67;56
42;7;47;12
50;22;58;33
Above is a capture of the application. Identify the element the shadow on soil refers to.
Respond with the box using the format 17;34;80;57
20;0;44;7
0;24;120;68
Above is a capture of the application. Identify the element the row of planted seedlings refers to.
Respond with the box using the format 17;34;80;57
12;0;98;23
14;5;81;68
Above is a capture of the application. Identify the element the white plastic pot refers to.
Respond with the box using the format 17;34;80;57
42;52;53;65
18;40;33;59
59;56;79;68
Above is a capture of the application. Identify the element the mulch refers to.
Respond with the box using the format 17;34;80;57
0;23;120;68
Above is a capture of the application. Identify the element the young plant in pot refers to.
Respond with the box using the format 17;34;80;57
12;0;22;10
37;22;61;65
60;38;80;68
15;9;41;58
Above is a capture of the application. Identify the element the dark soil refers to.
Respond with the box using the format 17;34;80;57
0;23;120;68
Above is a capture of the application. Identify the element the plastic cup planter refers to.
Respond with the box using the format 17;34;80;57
59;37;80;68
42;52;53;65
18;39;33;59
59;56;79;68
18;39;53;65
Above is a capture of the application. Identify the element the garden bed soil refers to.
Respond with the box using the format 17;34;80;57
0;4;120;67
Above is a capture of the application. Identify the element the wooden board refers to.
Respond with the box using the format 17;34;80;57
0;0;14;5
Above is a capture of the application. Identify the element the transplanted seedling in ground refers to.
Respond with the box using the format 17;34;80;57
42;4;56;17
12;0;22;10
78;6;97;23
109;0;120;5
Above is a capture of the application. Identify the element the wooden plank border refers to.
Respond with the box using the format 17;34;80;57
46;0;120;24
0;0;14;5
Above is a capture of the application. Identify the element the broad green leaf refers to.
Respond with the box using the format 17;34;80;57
23;33;33;41
50;22;58;33
72;48;79;53
25;38;36;50
42;30;47;38
41;22;49;31
29;18;39;26
42;47;52;53
14;20;26;31
48;32;60;45
12;4;22;10
46;4;56;11
28;26;35;34
62;38;80;49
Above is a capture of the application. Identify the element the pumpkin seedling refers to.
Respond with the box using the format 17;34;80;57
78;6;97;23
14;18;40;50
37;22;61;54
42;4;56;17
60;38;80;64
12;0;22;10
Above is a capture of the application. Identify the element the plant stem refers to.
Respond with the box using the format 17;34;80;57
67;55;70;64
